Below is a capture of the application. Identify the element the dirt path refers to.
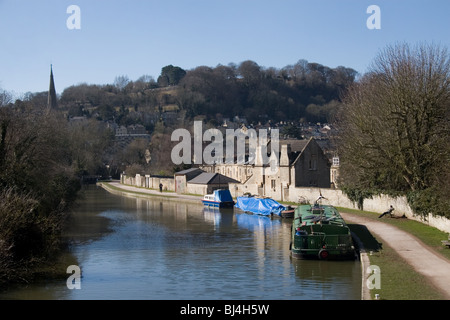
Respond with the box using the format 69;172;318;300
340;212;450;299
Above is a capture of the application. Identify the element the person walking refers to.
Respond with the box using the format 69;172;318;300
159;183;163;192
379;205;394;218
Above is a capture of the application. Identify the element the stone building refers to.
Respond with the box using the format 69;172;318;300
121;137;333;202
202;137;331;200
174;168;239;195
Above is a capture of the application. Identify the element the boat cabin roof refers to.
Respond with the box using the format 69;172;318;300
294;204;346;227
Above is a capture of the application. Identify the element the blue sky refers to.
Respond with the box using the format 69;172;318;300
0;0;449;96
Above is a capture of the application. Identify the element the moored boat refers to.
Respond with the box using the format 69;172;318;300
235;195;293;218
290;202;356;260
202;189;235;208
281;206;295;218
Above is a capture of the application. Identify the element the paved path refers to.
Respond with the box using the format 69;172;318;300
102;181;203;202
340;212;450;299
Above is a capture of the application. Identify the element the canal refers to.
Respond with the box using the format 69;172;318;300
0;186;361;300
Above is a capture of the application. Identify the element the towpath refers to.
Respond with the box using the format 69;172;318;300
100;181;202;202
340;212;450;299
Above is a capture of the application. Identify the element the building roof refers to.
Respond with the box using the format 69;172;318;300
188;172;240;185
278;139;309;153
174;168;203;176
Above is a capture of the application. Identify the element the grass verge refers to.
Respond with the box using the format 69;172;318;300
367;243;445;300
338;207;450;260
341;207;449;300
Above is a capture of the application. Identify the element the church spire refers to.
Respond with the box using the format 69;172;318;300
47;64;58;109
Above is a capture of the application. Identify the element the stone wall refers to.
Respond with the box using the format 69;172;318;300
121;174;450;233
230;183;450;233
121;174;175;192
186;183;208;196
358;193;450;233
121;174;206;195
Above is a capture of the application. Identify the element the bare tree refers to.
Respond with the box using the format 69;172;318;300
114;75;130;91
0;88;12;107
336;43;450;216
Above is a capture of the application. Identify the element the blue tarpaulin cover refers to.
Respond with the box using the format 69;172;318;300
213;189;234;202
235;196;286;216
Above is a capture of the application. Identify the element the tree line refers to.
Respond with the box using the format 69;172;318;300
38;60;357;128
0;105;82;284
11;59;357;178
176;60;357;124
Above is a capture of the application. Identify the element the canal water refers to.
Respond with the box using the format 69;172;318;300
1;186;361;300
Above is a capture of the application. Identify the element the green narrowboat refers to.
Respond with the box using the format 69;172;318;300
290;203;356;260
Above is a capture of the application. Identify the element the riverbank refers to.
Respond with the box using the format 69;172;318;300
99;181;450;300
340;211;450;300
99;180;202;203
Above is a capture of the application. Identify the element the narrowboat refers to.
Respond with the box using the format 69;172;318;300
202;189;235;208
290;203;356;260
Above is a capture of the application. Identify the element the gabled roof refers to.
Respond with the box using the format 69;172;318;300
290;137;327;166
188;172;240;185
266;138;311;166
279;139;309;153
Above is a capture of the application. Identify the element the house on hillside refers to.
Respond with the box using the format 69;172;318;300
116;125;128;136
127;124;147;135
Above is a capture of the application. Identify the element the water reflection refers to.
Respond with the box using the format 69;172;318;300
0;187;361;300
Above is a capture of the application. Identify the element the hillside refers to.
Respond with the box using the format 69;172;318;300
53;60;357;128
9;59;357;177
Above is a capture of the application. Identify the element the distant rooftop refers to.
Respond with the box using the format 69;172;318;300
188;172;239;185
174;168;203;176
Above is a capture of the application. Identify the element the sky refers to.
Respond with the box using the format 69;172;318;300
0;0;449;97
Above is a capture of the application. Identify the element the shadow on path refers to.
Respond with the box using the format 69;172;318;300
348;223;382;253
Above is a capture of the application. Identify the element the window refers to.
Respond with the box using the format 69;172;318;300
271;180;276;189
332;156;340;166
309;155;317;170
